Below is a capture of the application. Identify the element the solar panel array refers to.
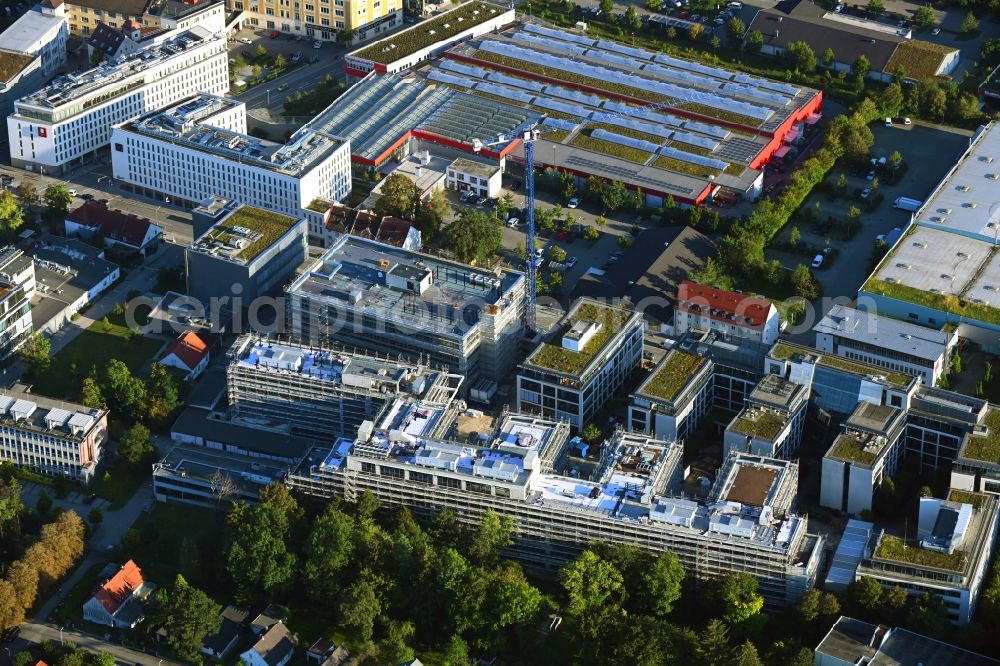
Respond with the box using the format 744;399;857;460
420;92;534;144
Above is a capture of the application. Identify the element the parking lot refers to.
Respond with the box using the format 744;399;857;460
768;120;973;326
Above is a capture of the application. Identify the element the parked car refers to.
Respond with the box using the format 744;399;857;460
67;188;78;196
860;188;872;199
506;218;519;227
904;117;912;125
866;171;876;181
555;229;570;241
239;37;252;45
566;197;579;208
314;40;323;48
269;30;280;38
885;117;893;127
290;52;303;63
811;254;824;269
713;17;725;25
3;627;20;643
931;27;941;35
566;256;578;269
277;83;290;91
475;195;488;206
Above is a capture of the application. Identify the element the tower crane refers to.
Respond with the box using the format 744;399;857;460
473;127;545;333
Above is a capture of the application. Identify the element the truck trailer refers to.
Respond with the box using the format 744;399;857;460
893;197;922;212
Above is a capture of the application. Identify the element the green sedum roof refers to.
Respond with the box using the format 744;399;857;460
640;351;707;402
527;302;632;376
731;409;786;440
829;436;878;466
961;408;1000;463
204;206;299;263
875;534;966;572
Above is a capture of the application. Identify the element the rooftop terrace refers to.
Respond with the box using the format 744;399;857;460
192;205;300;263
524;300;636;376
352;1;508;64
16;26;215;111
288;235;523;338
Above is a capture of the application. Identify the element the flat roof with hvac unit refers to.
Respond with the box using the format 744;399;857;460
190;205;302;265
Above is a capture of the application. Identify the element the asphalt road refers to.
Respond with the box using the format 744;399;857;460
17;622;180;666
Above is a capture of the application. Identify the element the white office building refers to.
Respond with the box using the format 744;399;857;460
7;25;227;174
814;305;957;386
0;388;108;482
1;1;68;80
111;94;352;216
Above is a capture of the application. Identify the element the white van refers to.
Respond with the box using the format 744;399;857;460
885;117;893;127
727;1;743;8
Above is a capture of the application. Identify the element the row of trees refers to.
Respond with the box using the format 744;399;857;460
214;485;821;664
0;511;86;630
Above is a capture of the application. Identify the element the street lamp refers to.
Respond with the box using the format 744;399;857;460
59;626;64;645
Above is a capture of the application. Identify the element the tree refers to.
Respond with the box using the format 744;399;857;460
822;47;836;68
599;0;613;13
441;634;469;666
986;362;993;384
416;188;450;239
457;562;541;648
721;573;764;625
208;469;238;504
624;5;642;32
468;509;514;565
914;6;935;31
496;192;515;219
789;226;801;246
582;423;602;443
43;184;73;217
255;44;267;59
338;27;356;45
548;246;567;263
791;264;819;300
560;550;625;638
847;576;884;618
338;578;380;642
786;41;817;73
157;575;222;659
374;173;420;219
6;560;37;610
601;180;629;212
638;552;684;618
746;29;764;53
378;620;415;665
445;210;502;265
87;507;103;527
881;83;904;117
960;11;979;34
710;35;722;49
698;619;733;665
119;424;153;465
583;227;599;242
797;588;822;622
16;182;38;211
734;641;762;666
727;16;747;42
106;359;146;412
953;351;963;375
644;0;662;11
20;333;50;376
852;55;871;84
0;192;24;232
866;0;883;15
227;501;297;601
887;150;903;170
689;22;704;41
0;478;22;540
273;53;287;70
147;363;181;422
303;505;355;601
79;376;107;410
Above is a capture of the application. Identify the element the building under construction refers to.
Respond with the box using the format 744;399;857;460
225;336;463;442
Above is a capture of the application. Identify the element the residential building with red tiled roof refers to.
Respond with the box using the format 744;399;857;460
83;560;156;628
159;331;210;380
303;201;421;251
65;201;163;256
675;281;780;346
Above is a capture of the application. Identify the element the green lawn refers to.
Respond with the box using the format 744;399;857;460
31;321;164;400
48;561;105;625
89;459;149;509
